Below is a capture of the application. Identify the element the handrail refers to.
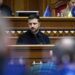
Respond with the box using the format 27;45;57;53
8;44;55;47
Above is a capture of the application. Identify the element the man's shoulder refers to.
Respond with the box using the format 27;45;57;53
39;31;49;39
19;30;30;37
17;34;25;42
16;30;30;44
39;31;50;44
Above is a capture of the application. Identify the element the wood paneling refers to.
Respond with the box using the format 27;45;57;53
8;45;54;66
38;0;47;16
28;0;39;11
14;0;25;11
3;0;60;16
6;17;75;29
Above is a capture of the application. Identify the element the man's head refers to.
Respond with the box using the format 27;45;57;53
68;0;75;8
28;14;40;33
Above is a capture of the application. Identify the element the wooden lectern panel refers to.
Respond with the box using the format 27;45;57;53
8;44;55;66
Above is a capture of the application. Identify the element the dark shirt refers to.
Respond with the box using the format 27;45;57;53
17;30;50;44
0;4;12;16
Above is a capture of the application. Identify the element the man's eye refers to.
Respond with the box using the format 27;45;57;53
33;23;37;25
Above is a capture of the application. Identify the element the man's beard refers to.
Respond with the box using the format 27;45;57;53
30;27;39;34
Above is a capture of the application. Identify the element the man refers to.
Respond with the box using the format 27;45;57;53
61;0;75;17
16;14;50;44
0;0;12;16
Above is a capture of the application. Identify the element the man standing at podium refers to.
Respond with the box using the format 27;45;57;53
16;14;50;44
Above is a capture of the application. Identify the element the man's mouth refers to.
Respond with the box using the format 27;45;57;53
31;27;35;30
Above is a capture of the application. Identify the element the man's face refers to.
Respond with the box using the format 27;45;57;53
69;0;75;8
28;18;40;33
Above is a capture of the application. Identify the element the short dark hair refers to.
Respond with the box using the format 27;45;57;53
28;14;39;20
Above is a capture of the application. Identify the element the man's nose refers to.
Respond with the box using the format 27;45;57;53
31;24;34;27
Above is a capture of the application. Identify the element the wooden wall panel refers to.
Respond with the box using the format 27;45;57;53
6;17;75;29
28;0;39;11
9;45;53;66
38;0;47;16
3;0;10;6
3;0;61;16
14;0;25;11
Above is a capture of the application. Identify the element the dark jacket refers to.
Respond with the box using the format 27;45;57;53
17;30;50;44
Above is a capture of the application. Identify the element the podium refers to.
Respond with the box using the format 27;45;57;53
8;44;55;66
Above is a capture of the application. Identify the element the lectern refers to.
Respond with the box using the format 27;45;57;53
8;44;55;66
